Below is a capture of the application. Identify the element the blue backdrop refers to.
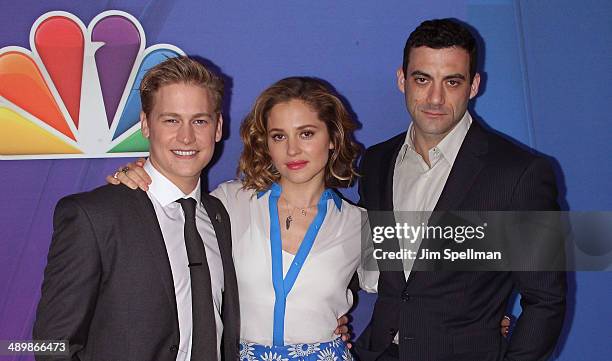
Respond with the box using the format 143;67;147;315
1;1;611;360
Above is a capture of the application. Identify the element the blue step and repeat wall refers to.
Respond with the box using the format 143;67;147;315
1;1;610;360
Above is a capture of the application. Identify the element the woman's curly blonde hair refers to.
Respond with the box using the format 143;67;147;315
238;77;361;192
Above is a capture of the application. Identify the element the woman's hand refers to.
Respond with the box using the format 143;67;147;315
501;315;512;337
334;314;352;348
106;158;152;191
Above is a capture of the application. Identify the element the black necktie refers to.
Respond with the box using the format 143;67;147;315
177;198;217;361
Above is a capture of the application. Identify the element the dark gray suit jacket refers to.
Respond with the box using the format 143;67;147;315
355;121;566;361
34;184;239;361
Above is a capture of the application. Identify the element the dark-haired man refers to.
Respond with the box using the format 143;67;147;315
355;19;566;361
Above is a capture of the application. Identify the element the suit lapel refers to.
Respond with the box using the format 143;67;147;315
381;133;406;211
433;121;488;212
199;195;235;286
132;190;179;324
200;193;240;358
377;133;410;285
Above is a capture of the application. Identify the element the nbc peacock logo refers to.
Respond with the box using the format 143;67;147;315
0;10;185;159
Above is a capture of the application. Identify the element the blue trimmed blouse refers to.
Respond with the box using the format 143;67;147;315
211;180;368;346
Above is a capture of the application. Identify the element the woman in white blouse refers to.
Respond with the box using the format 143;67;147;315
109;77;371;360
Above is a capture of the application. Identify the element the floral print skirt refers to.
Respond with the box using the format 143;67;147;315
239;337;353;361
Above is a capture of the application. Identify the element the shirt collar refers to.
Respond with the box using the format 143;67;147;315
399;111;472;166
257;182;342;211
397;123;419;164
144;159;201;207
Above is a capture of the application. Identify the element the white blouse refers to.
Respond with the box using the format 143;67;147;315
211;180;371;346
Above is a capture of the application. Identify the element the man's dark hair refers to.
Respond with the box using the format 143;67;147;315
402;18;478;82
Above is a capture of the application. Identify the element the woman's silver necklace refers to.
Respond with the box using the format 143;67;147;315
283;197;314;230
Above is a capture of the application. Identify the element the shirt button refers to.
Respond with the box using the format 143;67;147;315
169;345;178;352
401;291;410;301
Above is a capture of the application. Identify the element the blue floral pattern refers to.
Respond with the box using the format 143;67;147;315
240;338;353;361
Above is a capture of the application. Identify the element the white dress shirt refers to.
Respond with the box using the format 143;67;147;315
392;111;472;279
211;180;369;345
144;160;224;361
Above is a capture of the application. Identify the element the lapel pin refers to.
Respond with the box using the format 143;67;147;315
215;213;222;223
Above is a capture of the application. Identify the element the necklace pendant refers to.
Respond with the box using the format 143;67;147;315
286;215;293;230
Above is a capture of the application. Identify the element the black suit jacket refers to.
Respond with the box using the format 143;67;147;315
355;121;566;361
34;184;239;361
